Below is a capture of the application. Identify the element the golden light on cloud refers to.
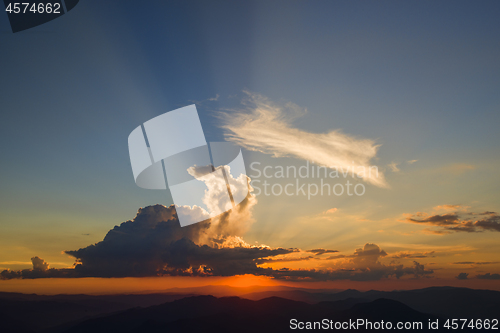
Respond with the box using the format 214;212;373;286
222;92;388;188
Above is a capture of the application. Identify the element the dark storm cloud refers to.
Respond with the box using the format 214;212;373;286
404;208;500;233
269;260;433;282
1;206;432;282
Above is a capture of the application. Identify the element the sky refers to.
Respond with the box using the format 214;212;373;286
0;0;499;293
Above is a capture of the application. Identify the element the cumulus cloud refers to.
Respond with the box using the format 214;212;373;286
402;205;500;233
1;205;431;282
476;273;500;280
221;92;388;187
180;164;257;241
0;256;74;279
456;273;469;280
452;261;500;266
256;256;315;264
31;256;49;271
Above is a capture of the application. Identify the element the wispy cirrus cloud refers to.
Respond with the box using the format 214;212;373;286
221;92;388;188
308;249;339;256
392;251;436;259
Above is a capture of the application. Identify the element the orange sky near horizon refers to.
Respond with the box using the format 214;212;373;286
1;274;499;295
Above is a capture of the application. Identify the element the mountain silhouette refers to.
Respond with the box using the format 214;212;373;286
0;287;498;332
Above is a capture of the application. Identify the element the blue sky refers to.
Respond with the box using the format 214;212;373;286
0;0;499;284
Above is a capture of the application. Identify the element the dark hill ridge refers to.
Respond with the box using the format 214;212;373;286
63;296;441;333
0;287;498;332
242;286;500;318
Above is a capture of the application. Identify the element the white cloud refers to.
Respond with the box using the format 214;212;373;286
208;94;220;101
388;162;400;172
222;92;388;187
186;165;258;244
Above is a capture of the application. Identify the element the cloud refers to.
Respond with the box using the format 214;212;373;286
452;261;500;266
188;94;220;105
1;205;431;282
436;204;466;211
31;256;49;271
456;272;469;280
392;251;436;259
388;162;400;172
221;92;388;188
181;164;258;241
407;160;418;164
308;249;339;255
446;163;476;174
402;205;500;233
256;256;314;264
318;243;433;281
0;257;74;279
0;200;272;279
476;273;500;280
64;202;283;278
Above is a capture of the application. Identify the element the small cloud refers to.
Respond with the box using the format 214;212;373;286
476;273;500;280
402;206;500;233
392;251;436;259
308;249;339;256
407;160;418;164
222;92;388;188
208;94;220;101
388;162;400;172
433;204;468;212
456;272;468;280
257;255;314;264
31;256;49;271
